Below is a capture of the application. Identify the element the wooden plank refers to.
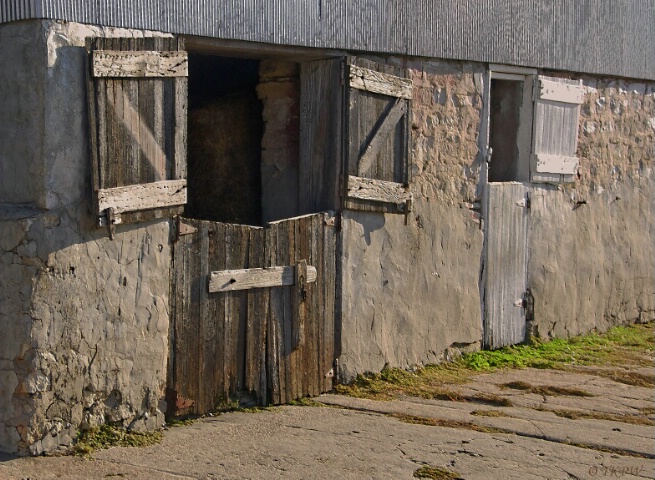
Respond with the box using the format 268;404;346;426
184;220;202;414
538;78;584;104
298;58;343;214
293;261;307;351
86;39;101;216
357;98;407;175
265;229;281;404
269;223;286;404
173;76;188;180
290;218;302;400
209;265;317;292
322;212;337;393
533;154;579;175
231;226;250;394
197;222;211;412
97;179;187;215
346;176;412;205
349;64;412;99
484;183;529;349
307;215;320;397
93;50;188;77
207;221;225;407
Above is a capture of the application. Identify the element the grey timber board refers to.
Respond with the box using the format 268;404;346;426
299;58;343;215
171;214;336;412
87;37;187;225
483;182;529;349
2;0;654;79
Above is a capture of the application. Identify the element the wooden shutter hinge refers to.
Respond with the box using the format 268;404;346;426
98;208;120;239
516;192;531;210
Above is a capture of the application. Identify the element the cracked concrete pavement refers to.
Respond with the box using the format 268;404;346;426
1;366;653;479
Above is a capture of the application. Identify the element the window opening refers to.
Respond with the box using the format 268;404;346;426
186;54;264;225
488;79;524;182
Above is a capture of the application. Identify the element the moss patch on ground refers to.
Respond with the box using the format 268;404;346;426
335;322;653;401
541;408;655;426
73;425;163;456
413;465;462;479
499;381;594;397
392;413;511;434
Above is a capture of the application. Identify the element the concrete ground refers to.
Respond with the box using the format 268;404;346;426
1;366;653;479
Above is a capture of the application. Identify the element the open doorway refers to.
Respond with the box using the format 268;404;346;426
185;54;302;226
186;54;263;225
488;77;532;183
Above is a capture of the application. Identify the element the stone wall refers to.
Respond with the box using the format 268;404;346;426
337;59;655;379
0;20;172;455
339;58;486;380
528;78;655;338
257;60;301;223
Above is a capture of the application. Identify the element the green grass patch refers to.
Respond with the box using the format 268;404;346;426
166;417;197;427
413;465;461;479
73;425;162;456
335;323;653;401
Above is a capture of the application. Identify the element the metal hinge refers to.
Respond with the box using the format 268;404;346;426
514;289;534;321
516;192;531;210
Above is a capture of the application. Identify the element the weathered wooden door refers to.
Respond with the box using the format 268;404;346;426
168;212;336;415
483;182;530;349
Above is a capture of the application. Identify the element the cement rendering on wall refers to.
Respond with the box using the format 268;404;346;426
1;18;653;455
339;59;486;380
0;21;47;205
0;20;173;455
528;79;655;338
338;60;655;379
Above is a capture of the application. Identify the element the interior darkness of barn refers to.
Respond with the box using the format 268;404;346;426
186;54;264;225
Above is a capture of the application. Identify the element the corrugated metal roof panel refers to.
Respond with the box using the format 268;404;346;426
0;0;653;79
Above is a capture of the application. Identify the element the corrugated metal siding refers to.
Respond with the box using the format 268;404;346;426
1;0;654;79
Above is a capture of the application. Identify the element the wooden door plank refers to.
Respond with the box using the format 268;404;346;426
209;265;317;292
92;50;189;77
207;222;225;406
357;98;406;176
265;229;281;404
298;58;343;214
197;222;212;412
349;65;412;99
322;212;337;392
484;183;529;349
97;179;187;214
308;214;320;397
346;176;412;205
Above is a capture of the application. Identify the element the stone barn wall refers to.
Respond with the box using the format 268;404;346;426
1;18;652;455
528;78;655;338
337;58;654;379
0;20;172;455
339;58;486;379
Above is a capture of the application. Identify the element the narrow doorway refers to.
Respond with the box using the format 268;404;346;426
483;73;532;349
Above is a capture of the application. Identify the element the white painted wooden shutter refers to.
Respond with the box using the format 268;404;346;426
344;58;413;214
531;76;583;183
86;37;188;229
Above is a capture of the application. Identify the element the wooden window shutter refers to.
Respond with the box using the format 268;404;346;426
86;37;188;229
344;58;413;214
531;75;583;183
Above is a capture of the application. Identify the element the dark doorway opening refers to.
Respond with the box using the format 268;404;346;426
186;54;264;225
488;79;524;182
